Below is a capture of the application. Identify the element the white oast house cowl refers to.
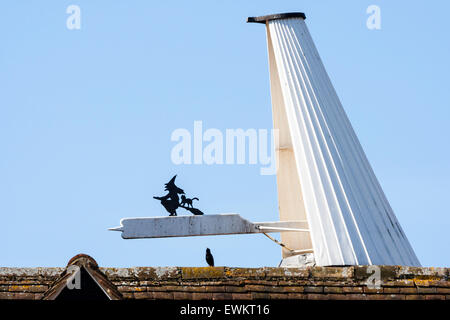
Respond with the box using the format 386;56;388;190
248;13;420;267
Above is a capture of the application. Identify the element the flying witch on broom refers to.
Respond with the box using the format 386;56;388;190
153;175;204;216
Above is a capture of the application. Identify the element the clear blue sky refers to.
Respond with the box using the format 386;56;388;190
1;1;449;268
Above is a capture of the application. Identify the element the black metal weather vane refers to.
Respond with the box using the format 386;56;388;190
153;175;204;216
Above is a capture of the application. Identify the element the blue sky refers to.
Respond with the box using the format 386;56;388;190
1;1;449;268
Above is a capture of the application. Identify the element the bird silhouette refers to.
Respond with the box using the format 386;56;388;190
205;248;214;267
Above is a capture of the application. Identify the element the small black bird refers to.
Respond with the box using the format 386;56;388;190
205;248;214;267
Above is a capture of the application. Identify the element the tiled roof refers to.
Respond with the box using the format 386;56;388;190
0;254;448;300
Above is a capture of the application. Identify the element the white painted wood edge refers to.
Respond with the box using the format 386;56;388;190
109;213;307;239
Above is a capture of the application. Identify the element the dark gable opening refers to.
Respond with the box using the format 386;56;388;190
55;267;110;301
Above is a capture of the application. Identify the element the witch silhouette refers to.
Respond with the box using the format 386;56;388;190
153;175;184;216
153;175;204;216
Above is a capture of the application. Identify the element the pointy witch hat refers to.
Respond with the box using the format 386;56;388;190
164;175;185;194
